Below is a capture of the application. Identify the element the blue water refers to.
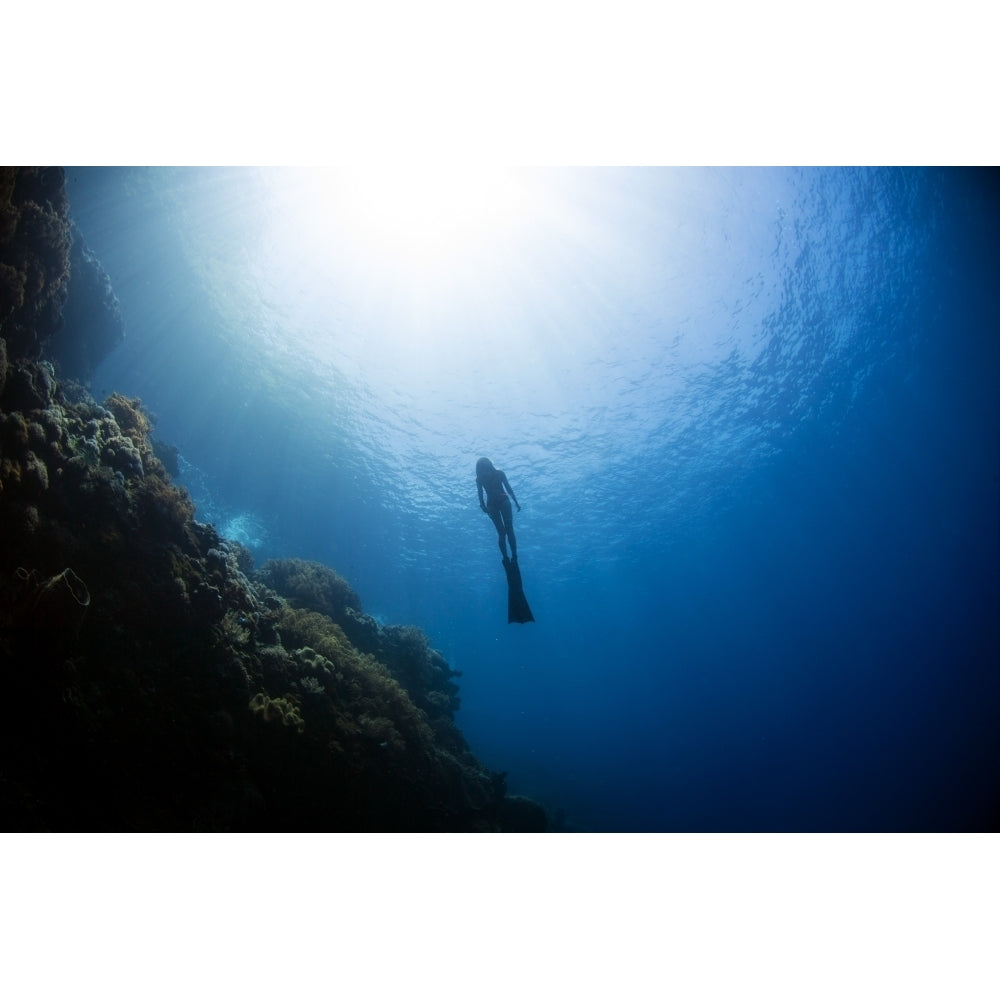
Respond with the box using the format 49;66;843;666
65;167;999;831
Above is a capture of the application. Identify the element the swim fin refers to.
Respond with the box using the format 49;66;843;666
503;556;535;624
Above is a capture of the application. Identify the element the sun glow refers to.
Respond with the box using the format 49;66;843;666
303;165;536;274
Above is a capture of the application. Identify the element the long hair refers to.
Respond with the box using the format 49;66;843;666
476;457;495;483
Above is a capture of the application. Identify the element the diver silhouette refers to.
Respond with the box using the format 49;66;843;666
476;457;534;623
476;456;520;560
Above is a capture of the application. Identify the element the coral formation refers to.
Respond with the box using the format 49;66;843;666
249;692;306;733
255;559;467;749
0;362;527;830
0;167;72;360
0;166;545;831
256;557;363;625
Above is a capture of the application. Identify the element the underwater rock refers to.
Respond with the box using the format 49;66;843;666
0;167;72;361
0;358;58;412
20;450;49;496
341;605;383;650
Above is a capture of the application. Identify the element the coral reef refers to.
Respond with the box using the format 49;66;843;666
0;166;546;831
257;558;467;752
0;357;536;830
0;167;72;361
256;557;363;625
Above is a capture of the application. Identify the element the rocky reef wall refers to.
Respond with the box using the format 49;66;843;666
0;166;546;832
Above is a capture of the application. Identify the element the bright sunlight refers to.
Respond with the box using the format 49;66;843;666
301;165;538;276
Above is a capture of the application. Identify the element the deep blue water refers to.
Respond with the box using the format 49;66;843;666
65;166;999;831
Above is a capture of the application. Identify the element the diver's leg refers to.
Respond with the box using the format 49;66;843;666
488;509;509;559
501;500;517;560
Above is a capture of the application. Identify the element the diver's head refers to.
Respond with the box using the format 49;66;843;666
476;457;495;479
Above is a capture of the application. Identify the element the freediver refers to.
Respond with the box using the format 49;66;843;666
476;457;521;561
477;456;534;623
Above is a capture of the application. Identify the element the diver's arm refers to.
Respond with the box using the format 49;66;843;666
501;473;521;511
477;481;487;512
